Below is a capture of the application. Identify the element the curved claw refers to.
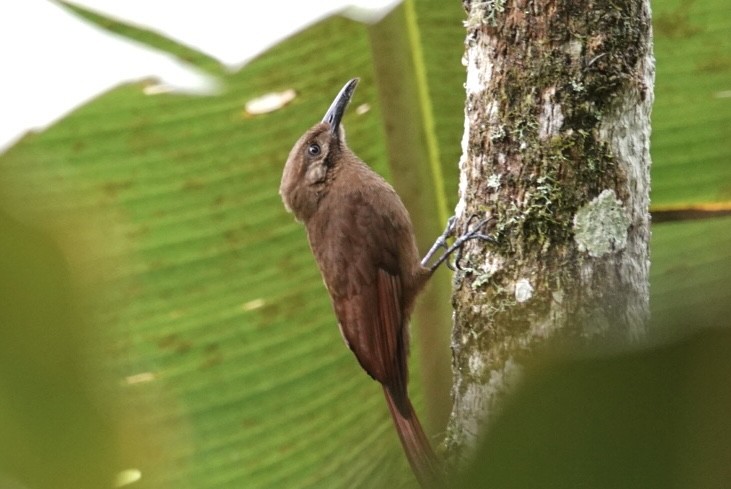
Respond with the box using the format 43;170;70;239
423;215;497;273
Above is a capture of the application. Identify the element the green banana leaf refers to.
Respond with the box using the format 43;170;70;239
651;0;731;207
0;0;729;488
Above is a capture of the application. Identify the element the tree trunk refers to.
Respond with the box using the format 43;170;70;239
446;0;655;464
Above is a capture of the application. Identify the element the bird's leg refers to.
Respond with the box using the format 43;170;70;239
420;216;456;269
421;215;496;273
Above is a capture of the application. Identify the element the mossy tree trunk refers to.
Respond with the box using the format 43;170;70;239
445;0;655;463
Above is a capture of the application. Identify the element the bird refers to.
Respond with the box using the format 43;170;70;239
280;78;485;487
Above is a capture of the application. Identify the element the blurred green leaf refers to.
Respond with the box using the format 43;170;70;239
0;210;118;489
650;216;731;329
1;0;729;488
412;0;467;210
651;0;731;207
452;324;731;489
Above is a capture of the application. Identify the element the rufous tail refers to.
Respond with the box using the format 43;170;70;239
383;386;444;488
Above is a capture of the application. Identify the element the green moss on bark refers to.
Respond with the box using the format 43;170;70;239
468;0;651;257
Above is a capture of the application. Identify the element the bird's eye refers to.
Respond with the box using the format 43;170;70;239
307;143;321;156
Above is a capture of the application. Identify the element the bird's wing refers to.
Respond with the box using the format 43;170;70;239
314;191;409;391
333;266;407;389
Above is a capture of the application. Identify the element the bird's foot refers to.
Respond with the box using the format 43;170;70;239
421;215;496;273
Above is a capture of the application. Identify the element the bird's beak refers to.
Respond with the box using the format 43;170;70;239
322;78;359;135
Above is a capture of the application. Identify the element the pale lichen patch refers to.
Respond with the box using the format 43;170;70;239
514;278;534;303
487;173;501;189
573;189;631;257
464;0;506;27
468;353;485;376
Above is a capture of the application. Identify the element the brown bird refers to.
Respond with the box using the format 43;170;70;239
280;78;483;487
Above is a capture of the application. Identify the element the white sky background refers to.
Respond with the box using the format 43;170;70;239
0;0;401;153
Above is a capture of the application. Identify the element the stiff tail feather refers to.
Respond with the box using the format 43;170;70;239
383;386;444;488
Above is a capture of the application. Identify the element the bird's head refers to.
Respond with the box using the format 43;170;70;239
280;78;359;221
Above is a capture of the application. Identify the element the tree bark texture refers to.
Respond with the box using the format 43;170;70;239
446;0;655;463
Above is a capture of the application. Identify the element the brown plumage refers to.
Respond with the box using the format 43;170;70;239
279;79;442;487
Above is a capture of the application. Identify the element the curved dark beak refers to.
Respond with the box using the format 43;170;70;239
322;78;359;135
